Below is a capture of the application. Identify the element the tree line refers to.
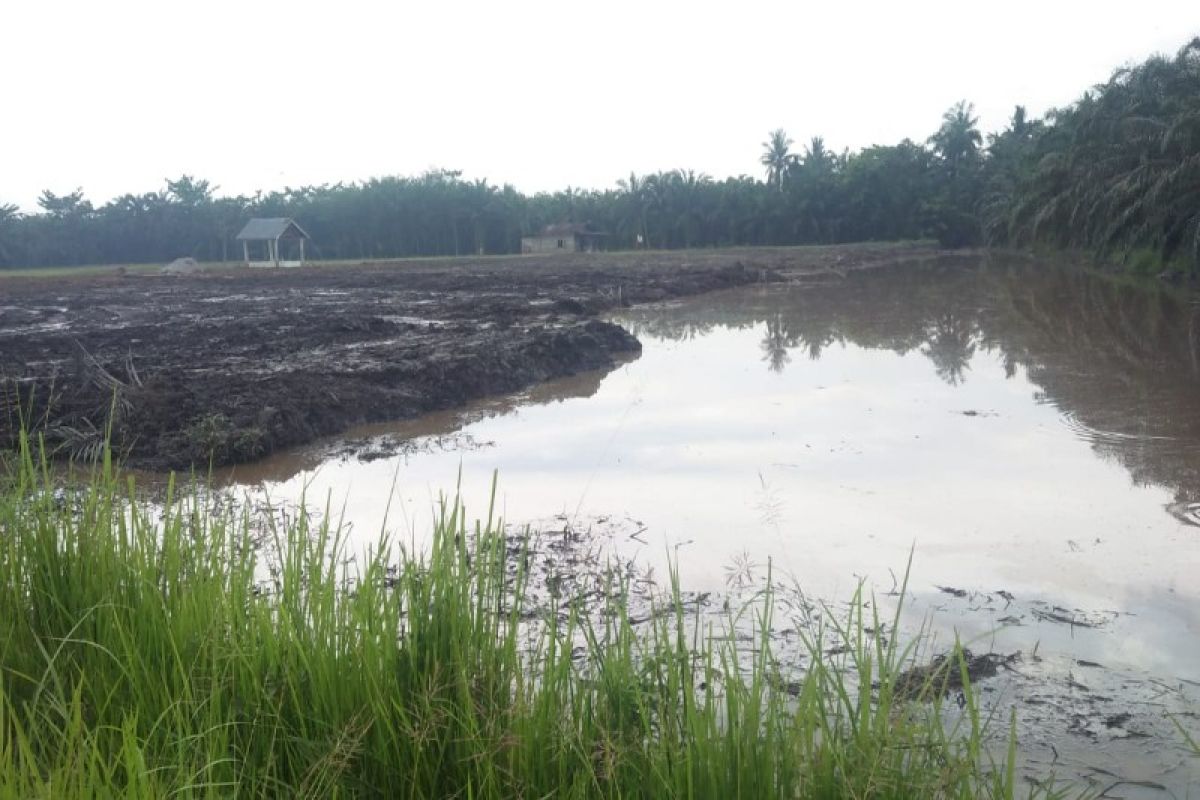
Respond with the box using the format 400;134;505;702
1;37;1196;271
982;37;1200;272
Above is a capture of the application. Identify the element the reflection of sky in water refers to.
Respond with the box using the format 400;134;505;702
235;276;1200;687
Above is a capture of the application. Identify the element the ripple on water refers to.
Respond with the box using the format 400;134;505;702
1057;408;1178;446
1164;500;1200;527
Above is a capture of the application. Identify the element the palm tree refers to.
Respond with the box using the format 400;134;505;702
616;172;649;247
929;101;983;176
37;188;93;219
803;136;834;175
760;129;795;191
674;169;712;247
997;37;1200;269
166;175;215;207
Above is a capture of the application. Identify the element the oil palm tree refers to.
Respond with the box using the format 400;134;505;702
1001;38;1200;269
802;136;834;175
760;129;795;191
616;172;649;247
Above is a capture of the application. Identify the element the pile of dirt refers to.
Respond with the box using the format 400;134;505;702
161;257;202;275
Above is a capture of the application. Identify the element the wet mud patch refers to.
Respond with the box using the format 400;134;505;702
909;583;1200;794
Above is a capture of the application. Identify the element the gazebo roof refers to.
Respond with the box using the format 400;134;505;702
236;218;311;241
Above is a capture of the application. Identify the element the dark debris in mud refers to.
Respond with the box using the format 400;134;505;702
894;649;1021;701
1029;603;1121;629
336;431;494;463
958;409;999;418
910;579;1200;793
926;583;1122;633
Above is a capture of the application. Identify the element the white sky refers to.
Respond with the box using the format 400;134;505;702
2;0;1198;211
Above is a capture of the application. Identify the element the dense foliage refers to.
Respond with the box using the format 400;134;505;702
1;38;1197;271
0;155;947;267
983;37;1200;272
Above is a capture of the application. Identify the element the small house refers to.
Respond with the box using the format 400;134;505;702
236;218;311;268
521;223;608;254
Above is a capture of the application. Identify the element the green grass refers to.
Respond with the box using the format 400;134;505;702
0;435;1045;798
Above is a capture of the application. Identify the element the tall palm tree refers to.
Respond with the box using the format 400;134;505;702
998;37;1200;268
616;172;649;246
803;136;834;175
760;129;795;191
929;101;982;176
674;169;712;247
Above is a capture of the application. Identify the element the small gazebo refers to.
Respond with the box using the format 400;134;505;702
236;218;311;268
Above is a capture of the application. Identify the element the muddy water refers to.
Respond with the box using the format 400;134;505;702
220;257;1200;793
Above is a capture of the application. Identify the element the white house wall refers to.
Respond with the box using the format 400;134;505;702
521;236;576;254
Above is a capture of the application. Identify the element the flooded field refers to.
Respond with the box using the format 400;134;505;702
207;256;1200;793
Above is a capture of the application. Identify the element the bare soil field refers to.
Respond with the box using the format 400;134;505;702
1;244;945;470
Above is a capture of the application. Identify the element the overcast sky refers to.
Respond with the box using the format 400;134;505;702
2;1;1198;211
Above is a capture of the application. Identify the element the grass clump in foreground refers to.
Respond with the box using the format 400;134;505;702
0;438;1034;798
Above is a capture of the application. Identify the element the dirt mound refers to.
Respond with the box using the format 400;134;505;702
161;257;202;275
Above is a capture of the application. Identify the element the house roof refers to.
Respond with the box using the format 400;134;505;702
235;217;311;241
535;223;608;238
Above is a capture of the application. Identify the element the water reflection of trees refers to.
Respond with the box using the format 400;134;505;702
761;314;794;372
616;256;1200;504
618;314;739;342
921;312;978;386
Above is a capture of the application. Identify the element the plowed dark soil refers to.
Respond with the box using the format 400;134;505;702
1;244;942;469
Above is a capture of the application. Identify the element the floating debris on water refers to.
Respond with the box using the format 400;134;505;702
894;649;1021;701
